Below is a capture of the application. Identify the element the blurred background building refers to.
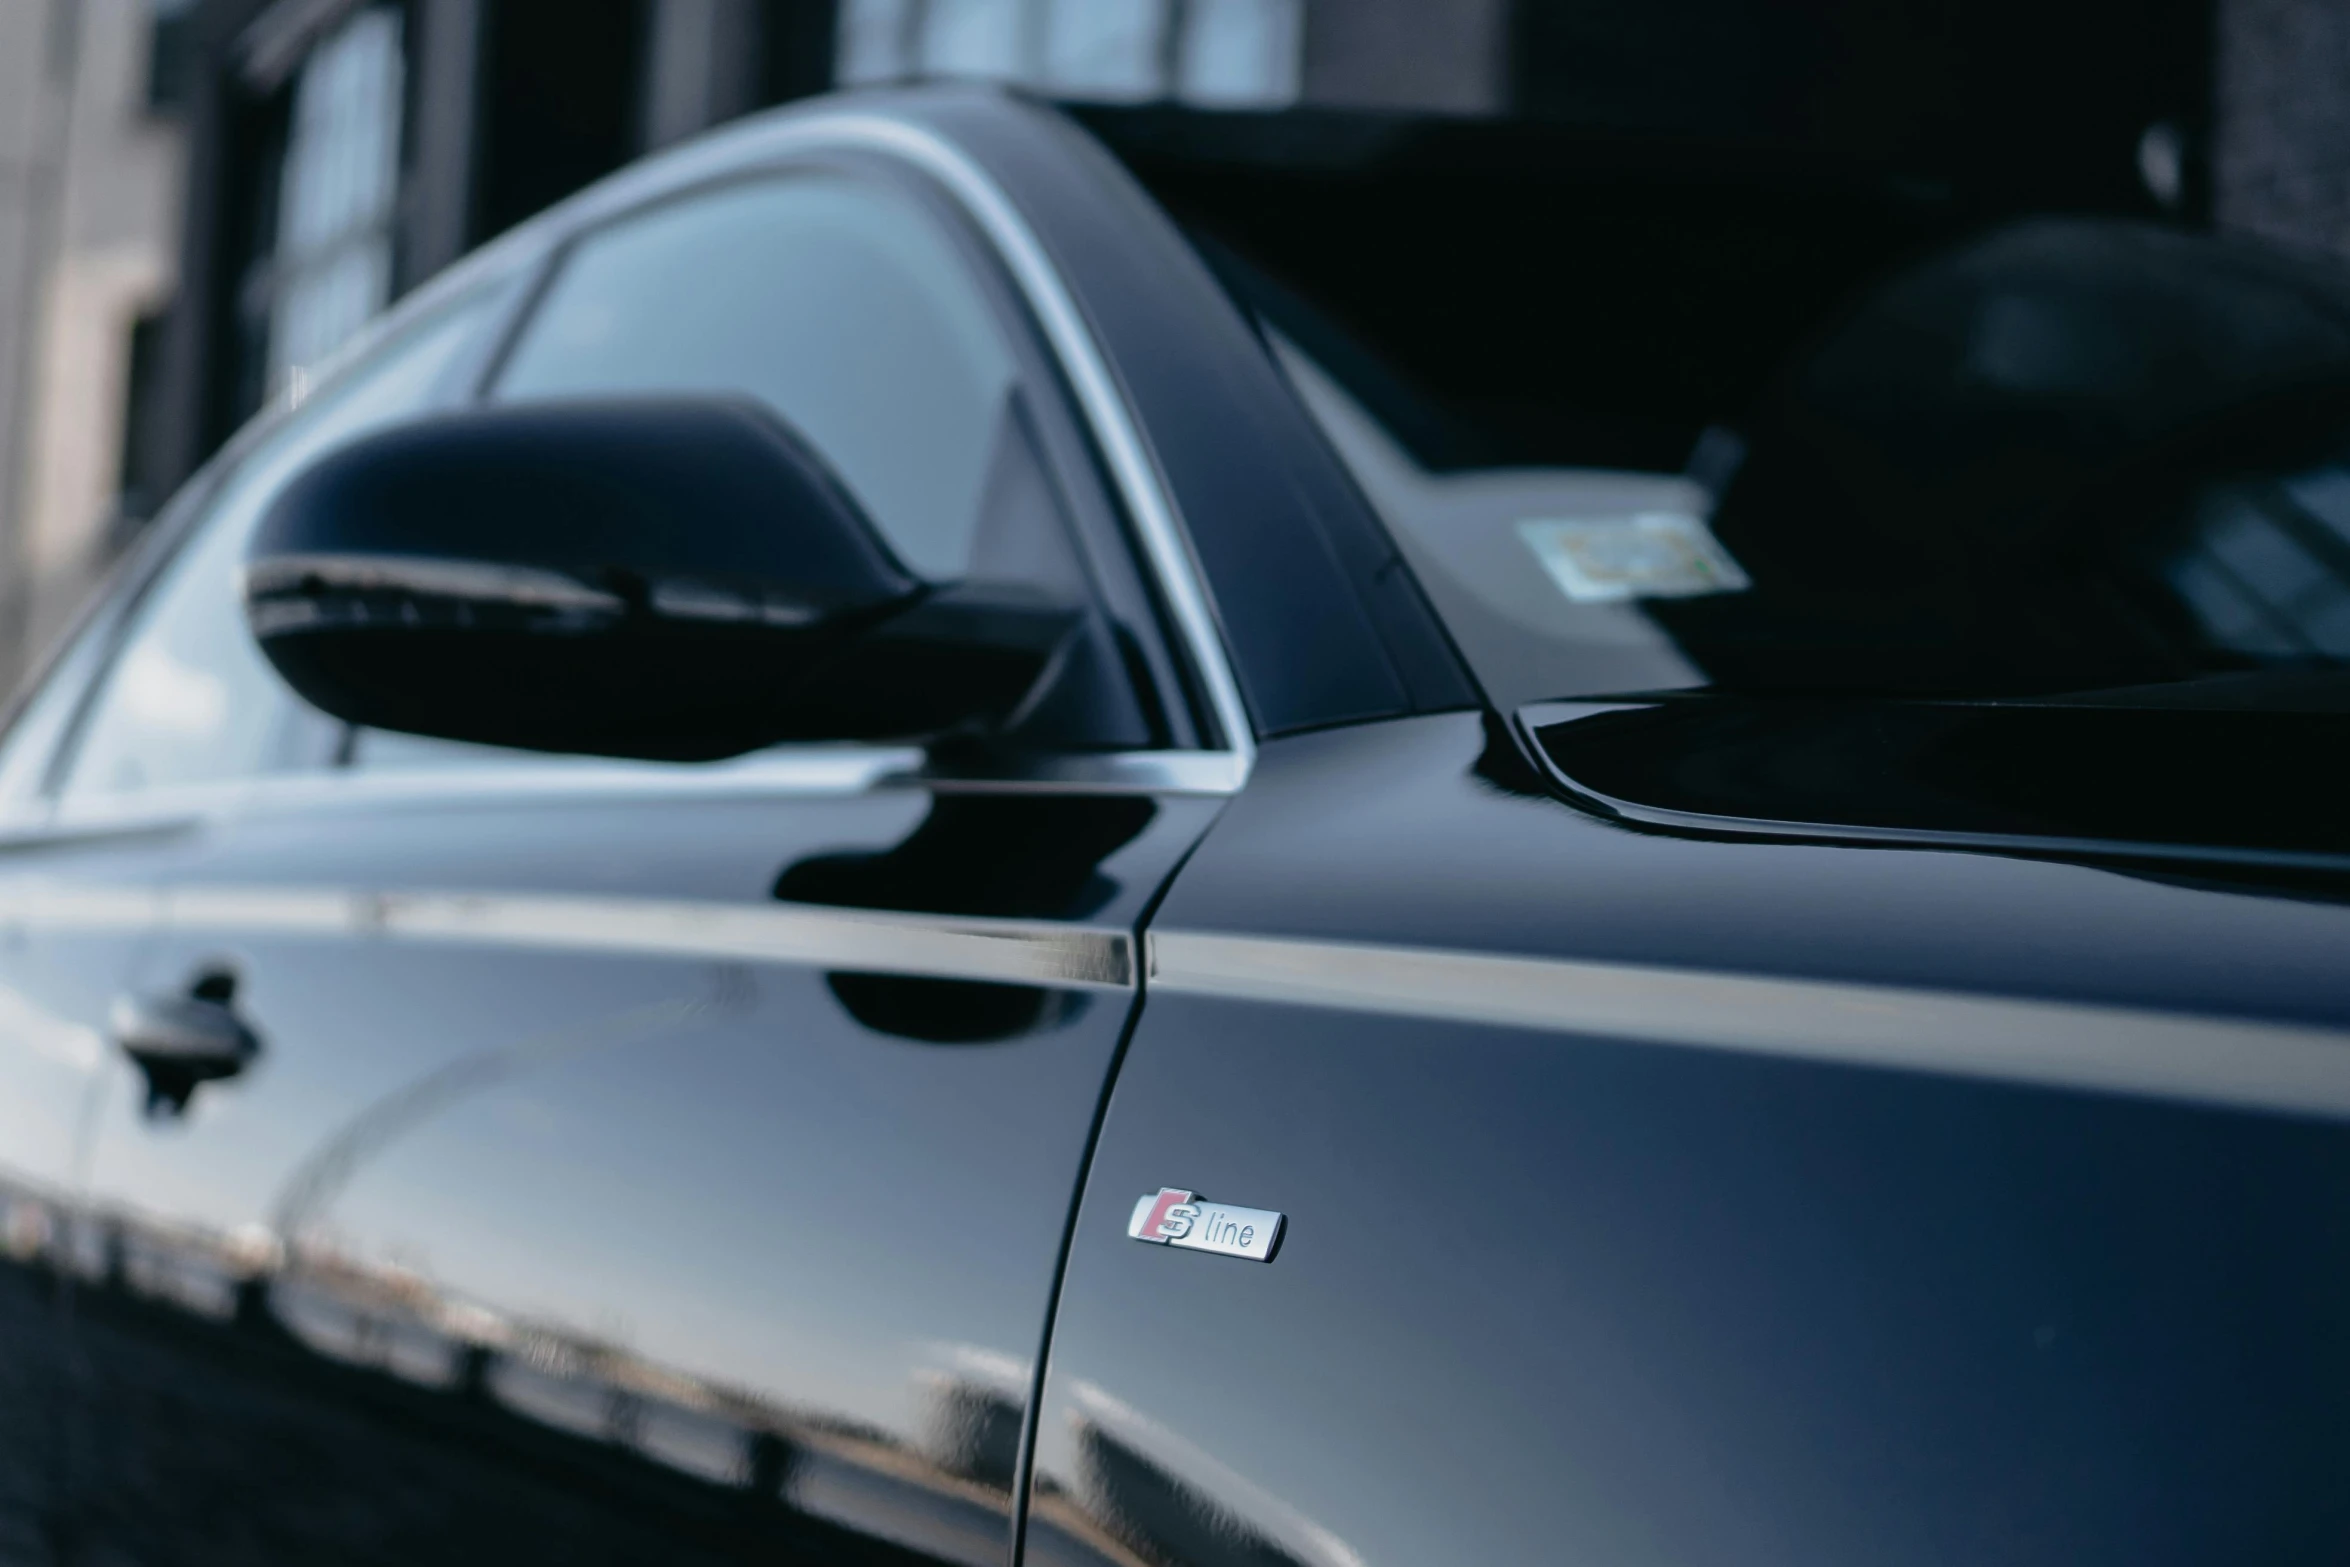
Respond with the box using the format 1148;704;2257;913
0;0;188;682
0;0;2344;691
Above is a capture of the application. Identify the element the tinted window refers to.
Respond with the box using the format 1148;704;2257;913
494;173;1021;580
61;294;494;802
1177;148;2350;718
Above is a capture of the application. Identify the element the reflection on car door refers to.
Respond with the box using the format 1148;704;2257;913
56;157;1227;1565
80;772;1215;1565
0;593;166;1558
0;283;503;1558
1029;715;2350;1567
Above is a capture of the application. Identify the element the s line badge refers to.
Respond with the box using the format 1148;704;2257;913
1127;1188;1284;1262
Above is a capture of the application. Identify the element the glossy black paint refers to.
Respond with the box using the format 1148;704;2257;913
248;397;1089;760
1032;712;2350;1567
0;835;194;1559
914;93;1477;736
0;88;1285;1563
3;80;2347;1567
1152;712;2350;1020
1530;695;2350;868
45;779;1216;1564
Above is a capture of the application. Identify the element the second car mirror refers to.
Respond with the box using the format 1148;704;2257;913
242;397;1078;761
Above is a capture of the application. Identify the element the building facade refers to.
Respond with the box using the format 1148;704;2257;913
142;0;1505;521
0;0;187;686
7;0;2350;695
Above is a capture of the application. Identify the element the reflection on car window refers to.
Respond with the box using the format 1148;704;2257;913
493;172;1020;581
61;292;493;802
1272;332;1714;703
1216;184;2350;714
2169;469;2350;660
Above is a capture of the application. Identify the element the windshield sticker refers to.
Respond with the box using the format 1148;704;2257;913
1517;513;1753;603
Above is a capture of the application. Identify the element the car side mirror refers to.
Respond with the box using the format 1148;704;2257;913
244;398;1080;761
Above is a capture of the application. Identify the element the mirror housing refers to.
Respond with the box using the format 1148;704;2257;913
245;399;1079;760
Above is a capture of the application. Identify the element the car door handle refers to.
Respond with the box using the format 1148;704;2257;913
109;970;261;1116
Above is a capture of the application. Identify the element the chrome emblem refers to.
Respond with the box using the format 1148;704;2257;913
1127;1188;1283;1262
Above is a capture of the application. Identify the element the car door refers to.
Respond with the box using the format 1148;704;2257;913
0;524;179;1560
58;150;1231;1567
1020;165;2350;1567
0;278;512;1560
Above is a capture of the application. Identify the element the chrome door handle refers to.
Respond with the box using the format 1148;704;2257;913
109;970;261;1116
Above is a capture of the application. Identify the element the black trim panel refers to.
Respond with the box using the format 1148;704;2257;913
906;90;1478;737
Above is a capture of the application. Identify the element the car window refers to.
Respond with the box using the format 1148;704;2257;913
0;597;133;822
59;291;497;804
1190;167;2350;717
492;172;1020;582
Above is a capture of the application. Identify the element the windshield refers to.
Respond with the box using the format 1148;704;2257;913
1154;130;2350;717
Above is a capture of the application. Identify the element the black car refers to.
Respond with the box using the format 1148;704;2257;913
2;85;2349;1567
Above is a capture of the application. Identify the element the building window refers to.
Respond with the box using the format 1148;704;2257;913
145;0;201;112
1178;0;1303;106
760;0;840;104
474;0;647;243
117;311;171;528
1043;0;1163;101
837;0;1302;108
264;5;405;401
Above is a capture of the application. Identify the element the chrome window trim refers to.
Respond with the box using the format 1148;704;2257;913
0;876;1132;990
11;742;1242;851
